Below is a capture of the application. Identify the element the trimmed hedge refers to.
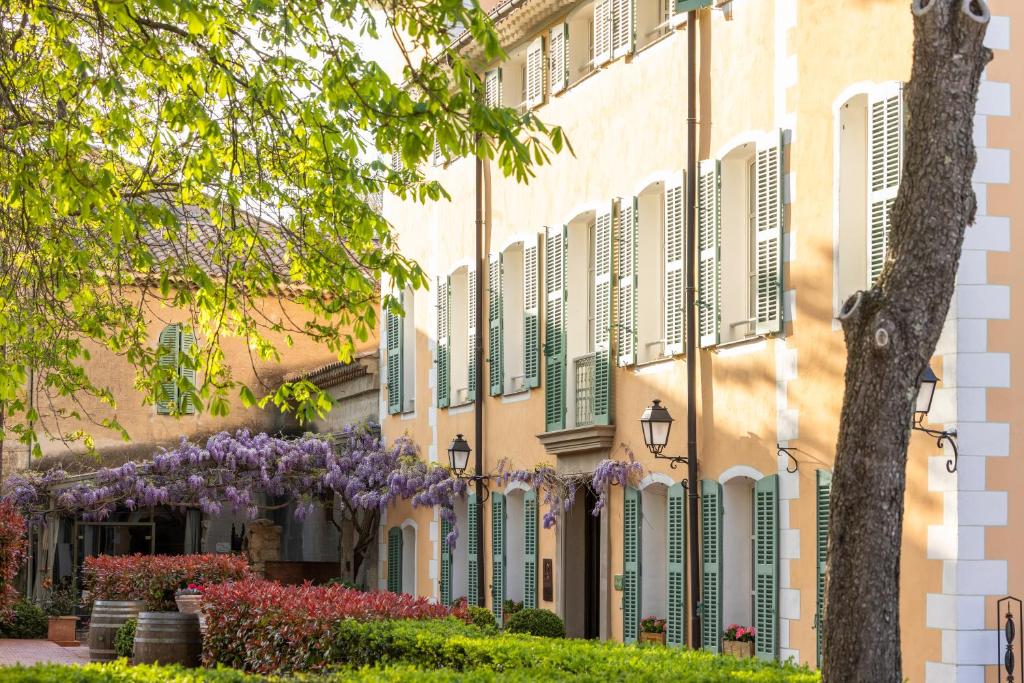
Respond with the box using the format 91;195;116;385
82;554;249;611
504;608;564;638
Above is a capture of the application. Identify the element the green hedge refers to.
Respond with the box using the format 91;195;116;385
0;600;47;639
504;608;564;638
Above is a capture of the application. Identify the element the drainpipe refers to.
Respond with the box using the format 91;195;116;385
474;139;487;608
684;7;703;649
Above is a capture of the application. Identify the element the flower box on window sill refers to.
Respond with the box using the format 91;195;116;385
723;640;754;658
639;631;666;646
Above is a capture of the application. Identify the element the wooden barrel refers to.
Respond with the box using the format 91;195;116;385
133;611;202;667
88;600;145;662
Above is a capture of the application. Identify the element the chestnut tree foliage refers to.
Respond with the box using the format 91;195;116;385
0;0;565;454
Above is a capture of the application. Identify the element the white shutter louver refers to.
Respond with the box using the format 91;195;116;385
593;0;612;67
523;234;541;389
525;38;545;109
467;268;478;402
697;161;721;348
617;197;637;367
664;174;685;356
485;68;502;107
867;83;904;286
437;276;450;409
611;0;634;59
754;130;783;335
549;24;568;94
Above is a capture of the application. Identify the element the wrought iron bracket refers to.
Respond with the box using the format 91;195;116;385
654;453;689;470
998;596;1022;683
913;415;959;473
777;444;799;474
458;474;492;502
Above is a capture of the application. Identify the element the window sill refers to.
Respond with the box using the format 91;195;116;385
447;401;475;415
633;28;676;58
632;356;679;374
713;335;768;355
536;424;616;457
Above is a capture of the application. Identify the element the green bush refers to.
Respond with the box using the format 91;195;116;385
466;605;497;633
0;599;47;639
504;608;564;638
114;618;136;660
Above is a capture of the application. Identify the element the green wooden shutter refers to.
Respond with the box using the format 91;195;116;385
484;68;502;107
386;302;403;415
697;160;721;348
592;205;614;425
667;482;687;648
755;132;784;335
622;486;641;643
816;469;832;668
524;489;538;609
179;327;196;414
488;253;504;396
525;37;545;109
868;84;904;286
437;276;451;409
468;268;478;402
440;517;453;606
387;526;403;594
523;235;541;389
491;492;506;623
754;474;779;661
617;197;637;367
544;225;567;432
550;24;568;94
611;0;634;59
467;493;479;606
664;176;685;356
593;0;611;66
156;324;181;415
700;479;722;653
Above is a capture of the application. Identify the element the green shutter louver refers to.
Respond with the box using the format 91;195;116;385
754;474;779;662
549;24;568;94
664;176;685;356
667;482;687;648
179;328;196;414
523;235;541;389
386;301;404;415
156;324;181;415
525;37;545;109
755;132;784;335
816;469;832;668
617;196;637;367
593;0;612;66
700;479;722;653
868;85;904;286
622;486;641;643
592;205;614;425
467;493;479;606
468;268;478;402
440;517;453;606
491;492;506;624
488;253;504;396
697;161;721;348
387;526;403;594
437;277;451;409
544;225;567;432
524;489;538;609
611;0;634;59
484;68;502;107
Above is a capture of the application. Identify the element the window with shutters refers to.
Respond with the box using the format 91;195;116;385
452;497;470;603
401;524;417;596
400;287;416;413
636;183;667;364
640;483;668;629
501;244;528;394
505;489;526;607
635;0;681;50
722;476;755;632
448;267;472;406
718;143;759;343
566;3;596;87
496;46;529;113
156;323;197;415
835;83;904;316
561;211;602;429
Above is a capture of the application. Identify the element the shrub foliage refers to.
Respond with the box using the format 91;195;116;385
0;599;47;639
505;609;564;638
82;554;249;611
114;618;137;660
0;502;26;618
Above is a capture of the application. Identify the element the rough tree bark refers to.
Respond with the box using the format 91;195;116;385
823;1;992;681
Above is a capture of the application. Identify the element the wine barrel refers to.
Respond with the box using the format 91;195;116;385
88;600;145;662
133;611;202;667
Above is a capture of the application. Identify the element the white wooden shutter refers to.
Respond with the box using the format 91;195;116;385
664;174;685;356
525;37;545;109
593;0;612;67
867;83;904;287
523;234;541;389
617;196;637;367
544;225;567;432
467;268;478;402
755;130;783;335
549;24;568;94
593;205;614;425
611;0;634;59
697;160;721;348
484;68;502;107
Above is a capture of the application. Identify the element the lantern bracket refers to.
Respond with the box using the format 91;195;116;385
653;453;689;470
777;444;799;474
913;414;959;473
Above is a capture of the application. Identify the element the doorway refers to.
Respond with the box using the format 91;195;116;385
563;486;602;639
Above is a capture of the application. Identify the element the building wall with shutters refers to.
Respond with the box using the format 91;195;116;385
378;2;1024;680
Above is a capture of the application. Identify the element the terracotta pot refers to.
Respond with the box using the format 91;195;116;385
723;639;755;658
175;594;206;633
47;616;79;647
639;631;666;645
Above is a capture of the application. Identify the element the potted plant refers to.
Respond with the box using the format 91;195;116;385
502;599;524;627
722;623;756;658
43;581;79;647
174;583;206;632
639;616;666;645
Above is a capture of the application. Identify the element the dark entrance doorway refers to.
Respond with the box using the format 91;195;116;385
563;483;602;639
582;486;601;639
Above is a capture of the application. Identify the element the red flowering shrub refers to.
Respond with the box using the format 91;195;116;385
82;554;249;611
0;502;26;618
201;579;468;673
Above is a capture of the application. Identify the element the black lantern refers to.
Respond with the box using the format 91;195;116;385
447;434;472;477
912;365;959;473
640;400;674;456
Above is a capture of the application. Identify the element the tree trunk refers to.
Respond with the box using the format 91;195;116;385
823;2;991;681
351;508;379;588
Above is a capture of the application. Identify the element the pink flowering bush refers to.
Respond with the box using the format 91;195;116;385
723;623;757;643
640;615;666;634
201;579;469;673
